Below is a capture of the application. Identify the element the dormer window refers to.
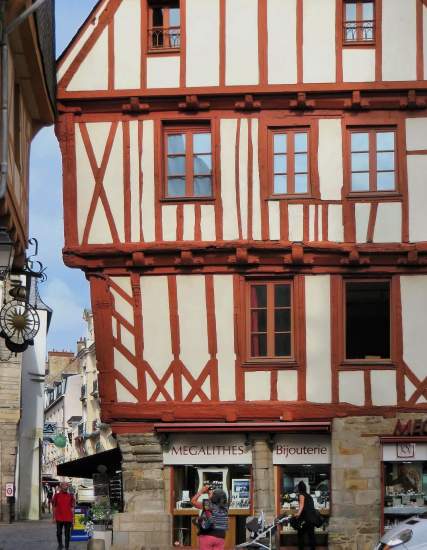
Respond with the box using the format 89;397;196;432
343;0;375;44
148;1;180;52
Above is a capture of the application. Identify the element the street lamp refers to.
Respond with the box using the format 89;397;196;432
0;228;14;279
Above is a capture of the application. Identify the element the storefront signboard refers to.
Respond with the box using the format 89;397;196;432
273;435;331;464
383;443;427;462
163;434;252;465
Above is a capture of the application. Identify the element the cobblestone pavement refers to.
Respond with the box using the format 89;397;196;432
0;520;87;550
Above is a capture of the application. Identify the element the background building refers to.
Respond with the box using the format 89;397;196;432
56;1;427;548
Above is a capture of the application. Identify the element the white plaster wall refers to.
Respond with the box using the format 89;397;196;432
373;202;402;243
201;205;216;241
407;156;427;242
382;0;417;81
268;201;280;240
371;371;397;406
121;325;136;356
162;205;177;241
220;119;239;239
318;119;343;200
111;287;134;322
86;122;111;165
303;0;336;83
114;0;141;89
214;275;236;401
267;0;297;84
251;119;262;240
147;56;180;88
288;204;303;241
239;119;249;239
406;118;427;151
183;204;195;240
355;203;370;243
114;348;138;388
116;381;138;403
141;120;155;242
339;371;365;406
405;377;417;402
177;276;210;380
186;0;219;86
75;125;96;244
225;0;259;85
305;276;332;403
103;126;124;241
89;202;112;244
245;371;271;401
67;27;108;91
129;120;140;241
111;275;132;296
140;276;173;378
343;49;375;82
277;370;298;401
401;275;427;381
308;205;315;241
328;205;344;242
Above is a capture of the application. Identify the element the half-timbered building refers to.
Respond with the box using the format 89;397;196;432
57;1;427;548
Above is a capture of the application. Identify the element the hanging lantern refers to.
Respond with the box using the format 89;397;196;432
53;434;67;448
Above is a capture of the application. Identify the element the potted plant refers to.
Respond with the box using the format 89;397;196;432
86;498;114;549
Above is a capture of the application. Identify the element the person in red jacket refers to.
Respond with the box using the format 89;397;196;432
52;482;75;549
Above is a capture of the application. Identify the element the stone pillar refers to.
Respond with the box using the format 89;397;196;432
112;433;171;550
252;435;275;522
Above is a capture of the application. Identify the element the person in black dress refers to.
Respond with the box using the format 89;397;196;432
295;481;316;550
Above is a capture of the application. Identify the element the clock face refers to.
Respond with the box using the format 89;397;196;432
0;300;40;346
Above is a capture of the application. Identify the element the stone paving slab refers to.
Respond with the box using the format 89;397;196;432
0;520;87;550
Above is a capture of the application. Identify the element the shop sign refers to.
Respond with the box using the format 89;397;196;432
393;418;427;436
273;435;331;465
163;434;252;465
383;443;427;462
5;483;14;498
43;422;57;436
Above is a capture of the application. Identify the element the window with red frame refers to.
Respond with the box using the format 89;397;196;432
349;129;396;193
148;1;180;51
343;0;374;43
271;129;310;196
248;281;292;360
164;127;213;198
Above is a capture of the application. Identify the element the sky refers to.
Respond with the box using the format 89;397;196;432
29;0;99;351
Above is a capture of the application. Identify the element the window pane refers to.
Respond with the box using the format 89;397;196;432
251;334;267;357
351;172;370;191
377;152;394;171
152;7;164;26
251;310;267;332
193;176;212;196
377;171;395;191
275;333;291;357
193;133;211;154
274;175;287;194
295;132;308;153
295;174;308;193
274;134;287;153
345;2;357;21
251;285;267;308
351;132;369;152
275;309;291;332
352;152;369;171
167;156;185;175
362;23;374;40
376;132;394;151
167;177;185;196
295;153;307;173
345;23;357;41
193;154;212;175
168;134;185;154
274;154;287;174
169;7;180;26
363;2;374;20
275;284;291;307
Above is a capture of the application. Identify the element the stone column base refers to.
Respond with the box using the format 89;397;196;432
112;511;172;550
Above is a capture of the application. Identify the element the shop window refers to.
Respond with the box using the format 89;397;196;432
148;1;180;51
345;281;390;361
164;126;213;199
348;128;397;193
269;129;310;196
343;0;375;44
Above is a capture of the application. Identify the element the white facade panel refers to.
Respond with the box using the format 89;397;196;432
88;202;112;244
267;0;297;84
114;348;138;388
355;203;370;243
103;126;124;241
86;122;111;166
343;49;375;82
120;325;136;356
401;275;427;381
114;0;141;89
183;204;195;241
318;119;343;200
373;202;402;243
162;205;177;241
303;0;336;83
382;0;417;81
116;381;138;403
75;125;96;244
305;276;332;403
201;205;216;241
288;204;303;241
213;275;236;401
407;156;427;242
309;205;315;241
245;371;271;401
371;371;397;406
239;119;249;239
277;370;298;402
186;0;219;87
268;201;280;240
111;287;133;321
406;118;427;151
129;120;140;242
68;27;108;91
141;120;155;242
225;0;259;85
328;205;344;242
339;371;365;406
251;119;262;240
220;119;239;239
147;56;180;88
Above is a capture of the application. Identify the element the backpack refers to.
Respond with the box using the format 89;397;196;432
194;508;214;534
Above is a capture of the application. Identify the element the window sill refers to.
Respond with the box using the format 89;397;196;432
242;360;298;370
267;194;316;201
160;196;215;204
346;191;402;200
147;48;180;56
342;40;376;48
340;360;395;369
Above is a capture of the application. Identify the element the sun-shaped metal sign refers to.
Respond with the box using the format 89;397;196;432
0;300;40;352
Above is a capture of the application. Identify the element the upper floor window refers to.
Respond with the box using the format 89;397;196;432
164;127;213;199
349;128;396;193
270;129;310;196
148;1;180;51
343;0;375;44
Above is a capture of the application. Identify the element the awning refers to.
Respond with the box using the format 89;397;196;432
57;447;122;478
154;422;331;433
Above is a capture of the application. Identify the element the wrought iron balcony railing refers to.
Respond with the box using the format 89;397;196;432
148;26;180;51
344;20;375;43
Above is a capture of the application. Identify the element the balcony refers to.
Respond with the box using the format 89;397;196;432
148;26;180;52
343;20;375;44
